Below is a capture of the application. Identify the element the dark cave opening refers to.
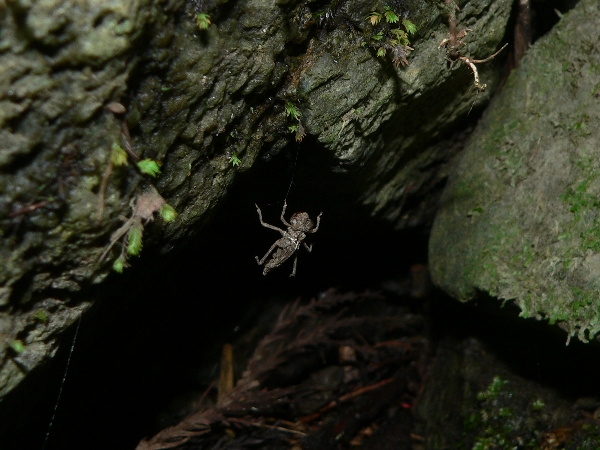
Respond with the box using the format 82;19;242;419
5;131;600;450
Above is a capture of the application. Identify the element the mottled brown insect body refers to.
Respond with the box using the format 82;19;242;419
255;202;322;277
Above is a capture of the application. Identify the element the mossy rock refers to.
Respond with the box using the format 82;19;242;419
429;0;600;342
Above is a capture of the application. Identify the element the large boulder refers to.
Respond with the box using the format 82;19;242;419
430;0;600;342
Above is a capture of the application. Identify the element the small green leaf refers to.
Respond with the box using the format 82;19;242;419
196;13;211;30
477;376;508;401
112;256;127;273
110;143;129;167
10;340;25;353
285;101;301;121
377;47;386;57
531;398;545;410
126;223;144;256
137;159;162;177
288;125;298;133
366;12;382;26
159;204;178;222
402;19;417;35
229;152;241;167
391;28;409;45
384;6;399;24
371;31;384;41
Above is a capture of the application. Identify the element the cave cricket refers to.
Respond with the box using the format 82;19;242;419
255;201;322;277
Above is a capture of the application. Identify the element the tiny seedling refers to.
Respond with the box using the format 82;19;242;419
159;204;178;222
229;152;241;167
383;6;399;24
364;6;417;68
477;376;508;401
367;11;382;26
112;256;127;273
285;101;301;121
126;222;144;256
196;13;211;30
110;143;128;167
285;102;306;142
9;340;25;353
137;159;162;177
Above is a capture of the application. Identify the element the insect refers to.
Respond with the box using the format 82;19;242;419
255;201;323;277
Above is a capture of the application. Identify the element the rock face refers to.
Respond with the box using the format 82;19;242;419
430;0;600;342
0;0;512;404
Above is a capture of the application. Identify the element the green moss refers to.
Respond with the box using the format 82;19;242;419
126;222;144;256
284;101;301;121
137;158;162;177
530;398;545;410
34;310;48;323
159;204;178;222
196;13;211;30
465;376;546;449
476;376;507;401
110;143;129;167
112;256;126;274
9;340;25;353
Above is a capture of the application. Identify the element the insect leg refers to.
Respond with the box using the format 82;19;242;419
290;254;298;277
309;212;323;233
280;201;291;228
255;204;285;234
256;241;279;265
303;243;312;252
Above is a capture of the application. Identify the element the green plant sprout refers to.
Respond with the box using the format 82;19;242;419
159;204;178;222
229;152;241;167
110;143;129;167
477;376;508;401
371;31;384;41
137;159;162;177
367;11;382;26
285;101;301;121
9;340;25;353
126;222;144;256
531;398;545;410
384;6;399;23
364;6;417;68
196;13;211;30
285;101;306;142
112;256;127;273
402;18;417;35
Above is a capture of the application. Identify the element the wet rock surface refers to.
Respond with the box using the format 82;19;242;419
0;0;511;404
3;0;599;448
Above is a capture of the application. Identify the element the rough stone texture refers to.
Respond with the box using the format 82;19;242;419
429;0;600;342
0;0;511;401
296;0;512;227
415;336;588;449
0;0;156;398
